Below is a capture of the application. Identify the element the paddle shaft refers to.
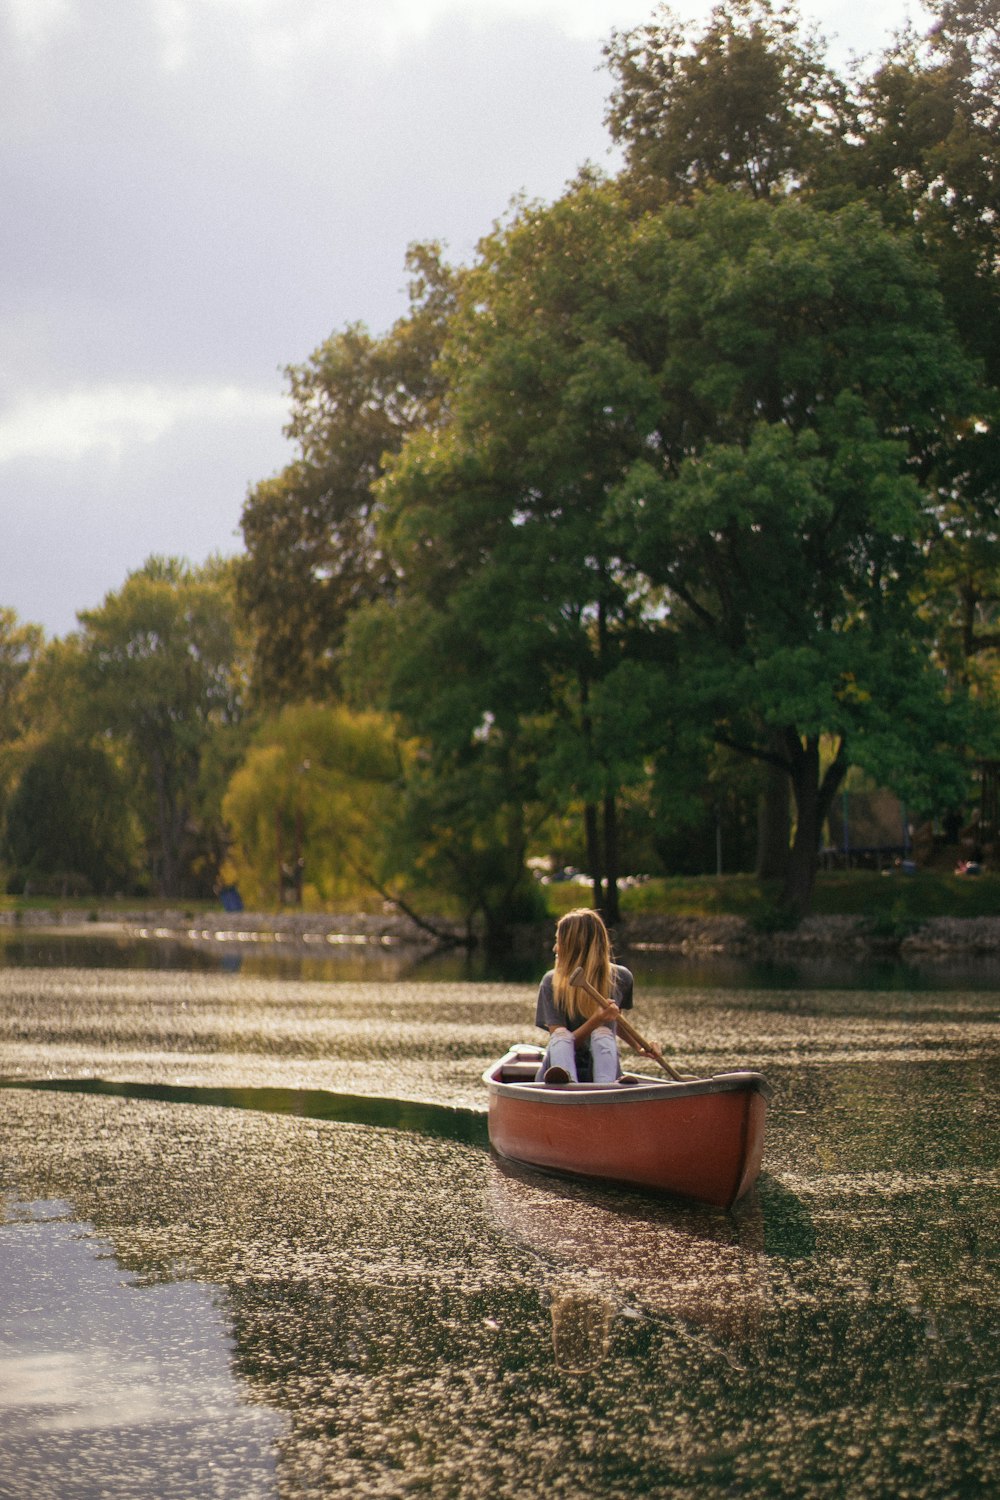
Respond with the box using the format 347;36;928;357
567;967;687;1081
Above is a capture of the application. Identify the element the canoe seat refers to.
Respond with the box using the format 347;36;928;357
499;1061;542;1082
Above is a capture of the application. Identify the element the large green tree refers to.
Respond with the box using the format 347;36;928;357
604;0;1000;883
374;186;668;923
377;185;982;916
614;191;981;911
838;0;1000;734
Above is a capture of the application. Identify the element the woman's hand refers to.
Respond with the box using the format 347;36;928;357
600;1002;621;1025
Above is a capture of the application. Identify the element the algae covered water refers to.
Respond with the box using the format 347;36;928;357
0;950;997;1497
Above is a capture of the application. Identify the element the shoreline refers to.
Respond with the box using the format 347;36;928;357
2;907;1000;960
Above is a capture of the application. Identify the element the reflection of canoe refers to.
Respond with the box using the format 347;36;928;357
483;1046;772;1209
487;1155;769;1343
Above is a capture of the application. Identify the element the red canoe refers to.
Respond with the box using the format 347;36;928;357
483;1045;772;1210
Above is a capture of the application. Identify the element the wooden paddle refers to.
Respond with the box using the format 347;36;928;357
568;966;691;1081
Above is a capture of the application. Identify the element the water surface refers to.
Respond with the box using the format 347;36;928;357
0;942;997;1497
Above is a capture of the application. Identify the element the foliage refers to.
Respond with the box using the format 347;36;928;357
375;182;982;917
53;0;988;927
843;0;1000;385
374;184;672;921
75;556;248;898
4;735;141;895
587;869;1000;921
238;244;458;705
0;607;46;877
221;701;407;909
388;731;550;946
0;607;44;746
604;0;851;204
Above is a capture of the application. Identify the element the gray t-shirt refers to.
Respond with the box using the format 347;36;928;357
535;964;634;1032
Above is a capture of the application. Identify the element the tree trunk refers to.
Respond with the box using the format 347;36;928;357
782;734;848;918
152;752;181;898
584;799;604;911
602;792;621;926
755;737;791;881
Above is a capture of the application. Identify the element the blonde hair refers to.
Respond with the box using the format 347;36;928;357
552;908;613;1023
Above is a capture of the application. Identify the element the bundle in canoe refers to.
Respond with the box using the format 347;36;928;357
483;1046;772;1210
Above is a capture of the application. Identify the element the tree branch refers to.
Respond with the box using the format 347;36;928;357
714;729;792;773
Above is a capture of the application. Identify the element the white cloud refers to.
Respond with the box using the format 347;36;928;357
0;384;288;467
1;0;73;49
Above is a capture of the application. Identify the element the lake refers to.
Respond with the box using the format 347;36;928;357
0;930;997;1498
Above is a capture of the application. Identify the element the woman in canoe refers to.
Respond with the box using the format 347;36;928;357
535;908;634;1084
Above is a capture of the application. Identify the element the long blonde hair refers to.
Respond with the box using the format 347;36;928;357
552;908;613;1022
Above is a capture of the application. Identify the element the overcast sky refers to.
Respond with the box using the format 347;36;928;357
1;0;925;639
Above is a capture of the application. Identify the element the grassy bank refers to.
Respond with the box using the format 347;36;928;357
1;869;997;927
547;870;1000;923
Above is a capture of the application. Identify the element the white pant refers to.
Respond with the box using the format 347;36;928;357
536;1025;620;1083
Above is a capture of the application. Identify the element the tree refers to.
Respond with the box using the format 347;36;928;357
0;607;43;745
76;557;247;898
604;0;850;205
603;0;1000;873
612;191;981;911
4;735;140;895
835;0;1000;790
374;185;667;923
222;701;407;911
377;184;982;917
341;598;552;943
238;244;457;704
0;607;44;839
845;0;1000;384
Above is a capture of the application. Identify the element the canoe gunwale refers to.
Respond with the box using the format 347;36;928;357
482;1066;773;1109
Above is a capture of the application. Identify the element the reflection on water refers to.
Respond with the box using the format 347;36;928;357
488;1155;773;1346
0;1198;284;1499
549;1289;615;1374
5;925;1000;991
0;960;997;1497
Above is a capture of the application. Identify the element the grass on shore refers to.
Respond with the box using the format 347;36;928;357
1;870;996;926
548;870;1000;923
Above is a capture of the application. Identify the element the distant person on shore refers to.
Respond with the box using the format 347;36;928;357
534;908;634;1084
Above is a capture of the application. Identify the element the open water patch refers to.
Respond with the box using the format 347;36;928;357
0;1197;285;1499
0;1076;490;1149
